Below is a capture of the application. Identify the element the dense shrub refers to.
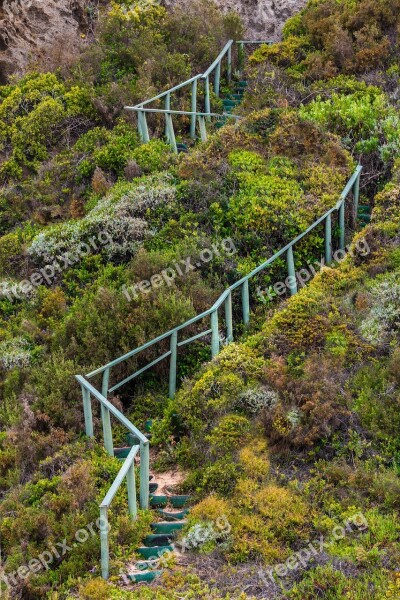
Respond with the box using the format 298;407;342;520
0;73;94;182
251;0;400;79
27;175;176;264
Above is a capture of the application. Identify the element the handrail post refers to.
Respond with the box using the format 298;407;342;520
165;112;178;153
211;310;219;357
204;75;211;115
127;461;137;519
169;331;178;399
227;45;232;83
139;441;150;509
238;42;245;75
214;61;221;97
198;115;207;142
286;246;298;296
100;506;109;579
81;385;94;437
138;110;150;143
225;291;233;343
241;279;250;326
353;169;360;222
338;201;345;251
101;368;114;457
190;79;197;139
325;214;332;265
165;92;171;141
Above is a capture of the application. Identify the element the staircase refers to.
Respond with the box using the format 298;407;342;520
113;420;191;585
76;37;368;584
124;39;267;151
216;80;248;129
128;490;191;584
357;204;371;225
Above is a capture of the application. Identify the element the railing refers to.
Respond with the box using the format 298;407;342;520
76;165;362;578
82;165;362;406
125;39;271;151
75;375;150;579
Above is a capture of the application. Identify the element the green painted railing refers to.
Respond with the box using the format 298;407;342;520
75;375;149;579
82;164;362;400
76;165;361;578
125;39;271;151
77;40;361;577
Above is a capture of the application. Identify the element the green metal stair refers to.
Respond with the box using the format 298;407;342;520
126;477;191;585
357;204;371;224
216;80;247;129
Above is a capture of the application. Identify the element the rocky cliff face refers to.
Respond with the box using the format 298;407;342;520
0;0;92;83
0;0;305;82
163;0;306;41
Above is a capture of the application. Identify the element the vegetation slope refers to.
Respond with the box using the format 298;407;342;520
0;0;399;598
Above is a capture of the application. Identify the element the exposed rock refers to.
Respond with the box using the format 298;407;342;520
0;0;306;82
163;0;307;41
0;0;94;83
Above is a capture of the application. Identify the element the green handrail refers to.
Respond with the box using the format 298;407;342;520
99;445;139;579
75;375;150;579
125;39;271;150
76;165;362;578
84;165;362;400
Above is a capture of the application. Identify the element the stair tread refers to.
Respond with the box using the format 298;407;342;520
128;570;163;582
137;545;173;559
150;495;168;507
158;508;189;520
169;495;191;507
151;521;186;533
144;533;176;546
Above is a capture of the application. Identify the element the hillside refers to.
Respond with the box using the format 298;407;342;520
0;0;304;81
163;0;307;40
0;1;399;599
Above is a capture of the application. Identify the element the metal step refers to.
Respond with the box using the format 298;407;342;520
144;533;176;547
114;447;132;459
150;495;168;507
158;508;189;521
137;545;173;559
128;570;163;583
151;521;186;534
170;495;191;508
222;99;238;107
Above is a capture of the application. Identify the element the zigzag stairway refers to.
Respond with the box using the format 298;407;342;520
76;40;370;588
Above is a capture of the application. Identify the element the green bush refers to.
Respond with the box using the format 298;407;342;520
0;73;93;181
299;89;400;165
131;140;175;174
